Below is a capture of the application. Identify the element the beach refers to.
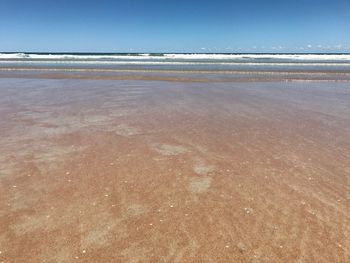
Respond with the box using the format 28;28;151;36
0;57;350;262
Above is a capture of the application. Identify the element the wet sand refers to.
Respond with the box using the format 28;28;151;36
1;67;350;82
0;77;349;262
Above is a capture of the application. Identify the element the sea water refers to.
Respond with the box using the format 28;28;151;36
1;53;350;72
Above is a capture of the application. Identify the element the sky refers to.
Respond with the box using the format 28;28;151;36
0;0;349;53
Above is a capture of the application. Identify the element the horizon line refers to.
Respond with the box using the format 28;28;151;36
1;51;350;55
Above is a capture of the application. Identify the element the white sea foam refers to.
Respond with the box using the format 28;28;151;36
163;53;350;61
1;60;349;67
0;53;155;60
1;53;350;61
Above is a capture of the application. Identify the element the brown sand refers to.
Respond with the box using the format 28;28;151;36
0;77;349;262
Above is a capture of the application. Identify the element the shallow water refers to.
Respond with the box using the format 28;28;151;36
0;78;349;262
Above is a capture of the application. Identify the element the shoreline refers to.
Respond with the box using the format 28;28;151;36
1;67;350;82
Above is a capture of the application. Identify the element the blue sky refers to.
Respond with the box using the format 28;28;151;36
0;0;349;53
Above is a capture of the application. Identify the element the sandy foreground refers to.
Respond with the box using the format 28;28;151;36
0;77;349;262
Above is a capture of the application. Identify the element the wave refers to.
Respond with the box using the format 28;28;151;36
0;53;155;60
163;53;350;61
1;60;350;67
1;53;350;61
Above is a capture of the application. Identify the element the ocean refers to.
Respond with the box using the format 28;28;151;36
1;52;350;72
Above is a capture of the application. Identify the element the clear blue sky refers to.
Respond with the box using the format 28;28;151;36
0;0;349;53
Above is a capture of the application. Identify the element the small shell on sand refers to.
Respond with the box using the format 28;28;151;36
244;208;253;214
